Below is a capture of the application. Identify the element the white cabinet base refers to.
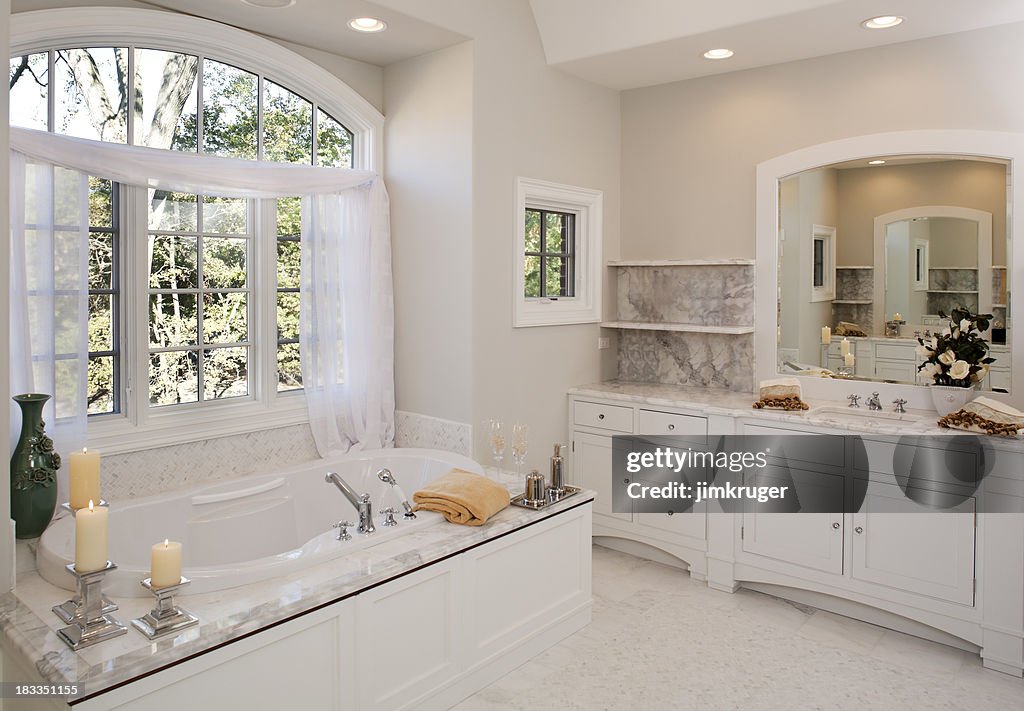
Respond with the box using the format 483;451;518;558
72;505;593;710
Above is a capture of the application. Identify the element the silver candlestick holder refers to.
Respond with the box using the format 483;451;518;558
60;499;108;516
132;577;199;640
55;562;127;650
52;502;116;624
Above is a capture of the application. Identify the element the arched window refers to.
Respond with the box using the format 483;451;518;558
9;8;383;451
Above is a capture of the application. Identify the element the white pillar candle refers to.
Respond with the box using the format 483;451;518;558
69;448;101;510
821;326;831;345
151;539;183;588
75;501;108;573
844;352;856;367
840;338;851;357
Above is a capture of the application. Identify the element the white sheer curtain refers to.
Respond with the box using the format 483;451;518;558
10;127;395;458
301;190;394;453
8;152;89;505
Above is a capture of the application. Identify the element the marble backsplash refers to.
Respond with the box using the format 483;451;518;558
100;412;472;501
836;267;873;301
616;265;754;326
617;330;754;392
613;263;754;392
929;268;978;291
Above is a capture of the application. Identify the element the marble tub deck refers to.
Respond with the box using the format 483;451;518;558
456;545;1024;711
0;471;593;705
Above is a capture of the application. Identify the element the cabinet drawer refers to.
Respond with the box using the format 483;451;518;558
573;401;633;433
874;342;917;361
637;409;707;437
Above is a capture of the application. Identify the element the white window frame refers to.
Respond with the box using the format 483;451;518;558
913;237;930;291
11;8;384;454
810;224;836;303
513;177;603;327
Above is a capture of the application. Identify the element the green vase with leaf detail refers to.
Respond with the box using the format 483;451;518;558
10;393;61;539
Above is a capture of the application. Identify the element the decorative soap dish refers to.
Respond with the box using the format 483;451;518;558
510;485;582;511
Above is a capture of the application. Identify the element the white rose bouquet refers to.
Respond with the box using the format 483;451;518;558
916;307;995;387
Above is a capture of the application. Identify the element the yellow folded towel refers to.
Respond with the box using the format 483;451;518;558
412;469;510;526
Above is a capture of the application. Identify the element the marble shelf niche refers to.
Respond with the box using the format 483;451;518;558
833;266;874;330
609;260;755;392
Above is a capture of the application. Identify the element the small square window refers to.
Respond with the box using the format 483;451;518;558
810;224;836;302
514;178;602;327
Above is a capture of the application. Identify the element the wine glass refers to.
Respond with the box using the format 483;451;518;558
488;420;507;470
511;424;529;477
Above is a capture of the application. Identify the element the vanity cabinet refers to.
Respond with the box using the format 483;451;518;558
568;388;1023;676
735;419;978;607
570;398;710;577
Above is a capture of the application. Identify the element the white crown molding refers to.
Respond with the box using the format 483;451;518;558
10;8;384;171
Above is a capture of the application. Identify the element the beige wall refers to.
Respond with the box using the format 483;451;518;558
621;22;1024;261
929;217;980;268
779;170;837;362
378;0;621;463
384;42;474;423
466;2;620;463
2;0;13;591
836;160;1005;266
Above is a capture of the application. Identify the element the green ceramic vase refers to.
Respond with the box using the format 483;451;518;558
10;393;61;539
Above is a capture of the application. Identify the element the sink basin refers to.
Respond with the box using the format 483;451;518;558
808;405;926;430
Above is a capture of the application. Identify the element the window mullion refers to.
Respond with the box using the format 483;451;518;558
259;198;277;405
196;56;205;153
129;185;150;428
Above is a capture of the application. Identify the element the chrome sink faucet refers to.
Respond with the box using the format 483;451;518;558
847;394;861;408
892;398;908;414
325;472;376;535
866;392;882;411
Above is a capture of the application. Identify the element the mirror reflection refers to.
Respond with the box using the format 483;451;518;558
777;156;1011;392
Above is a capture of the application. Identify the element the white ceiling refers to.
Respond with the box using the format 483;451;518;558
528;0;1024;89
138;0;467;66
131;0;1024;89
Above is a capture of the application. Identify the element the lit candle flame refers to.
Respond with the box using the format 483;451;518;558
164;539;169;547
88;499;94;512
83;447;88;453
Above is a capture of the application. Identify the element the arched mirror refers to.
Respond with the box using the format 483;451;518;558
756;131;1024;410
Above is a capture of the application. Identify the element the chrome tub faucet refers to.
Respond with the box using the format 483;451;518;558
866;392;882;411
325;472;376;535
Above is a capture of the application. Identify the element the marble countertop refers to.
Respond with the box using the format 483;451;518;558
569;380;1024;449
0;471;593;704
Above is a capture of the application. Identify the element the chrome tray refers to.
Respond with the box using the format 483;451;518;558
510;485;581;511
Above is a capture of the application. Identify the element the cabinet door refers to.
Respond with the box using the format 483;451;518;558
851;481;976;606
573;432;631;522
355;561;463;710
875;359;918;382
636;510;707;543
742;466;845;575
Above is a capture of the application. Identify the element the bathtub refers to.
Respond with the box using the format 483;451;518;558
37;448;483;597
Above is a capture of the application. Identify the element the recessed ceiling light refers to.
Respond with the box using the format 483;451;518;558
868;160;886;165
862;15;904;29
348;17;388;33
703;48;734;60
240;0;295;8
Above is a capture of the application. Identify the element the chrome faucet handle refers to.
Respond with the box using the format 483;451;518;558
332;521;353;541
847;394;861;408
892;398;908;414
380;507;398;527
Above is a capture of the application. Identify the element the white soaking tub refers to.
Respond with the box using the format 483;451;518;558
37;448;483;597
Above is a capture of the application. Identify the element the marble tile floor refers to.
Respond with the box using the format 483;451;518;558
454;544;1024;711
